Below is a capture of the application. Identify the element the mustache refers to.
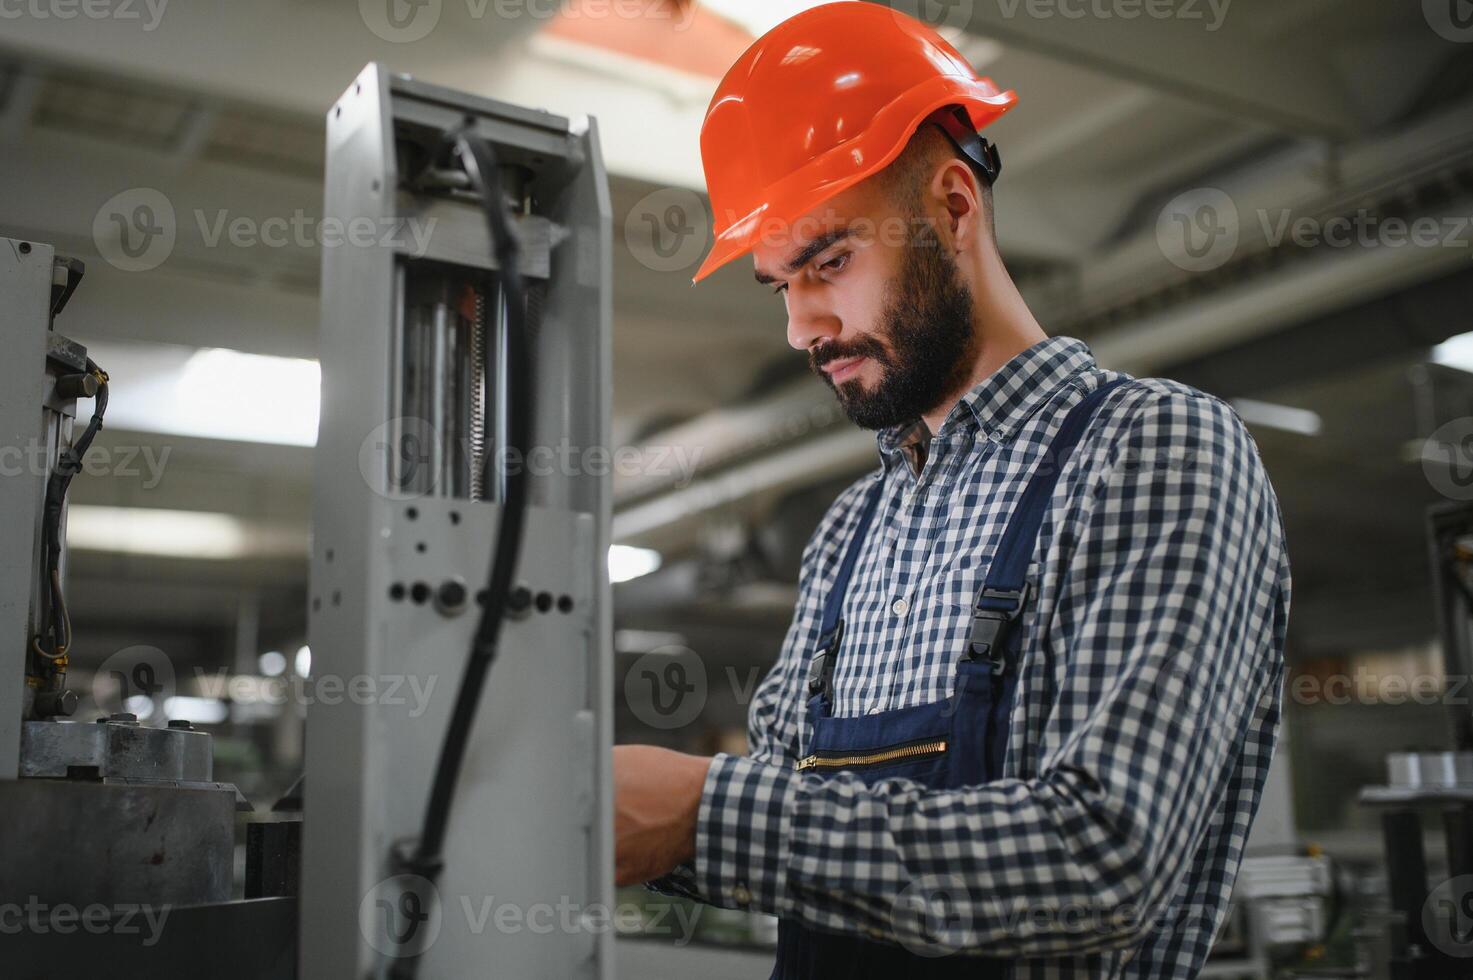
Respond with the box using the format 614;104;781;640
809;337;890;377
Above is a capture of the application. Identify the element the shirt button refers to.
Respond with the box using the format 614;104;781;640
891;597;910;616
868;705;882;716
732;884;751;907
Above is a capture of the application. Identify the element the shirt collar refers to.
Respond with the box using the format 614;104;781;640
877;336;1097;468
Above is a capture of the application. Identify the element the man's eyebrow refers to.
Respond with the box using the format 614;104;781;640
753;227;853;285
783;227;852;275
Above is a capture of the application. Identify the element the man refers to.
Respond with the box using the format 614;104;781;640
612;4;1290;978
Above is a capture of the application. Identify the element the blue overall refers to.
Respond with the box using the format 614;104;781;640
771;380;1128;980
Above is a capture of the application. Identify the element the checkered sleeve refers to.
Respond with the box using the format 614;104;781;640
644;478;870;905
687;389;1288;955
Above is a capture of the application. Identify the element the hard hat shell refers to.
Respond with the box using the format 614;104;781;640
693;2;1017;283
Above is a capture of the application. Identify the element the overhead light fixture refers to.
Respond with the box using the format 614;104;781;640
79;339;321;447
68;505;249;559
1433;331;1473;374
123;694;156;720
614;629;688;653
609;544;662;583
1230;398;1322;437
699;0;848;37
66;505;305;560
164;696;230;725
176;348;320;446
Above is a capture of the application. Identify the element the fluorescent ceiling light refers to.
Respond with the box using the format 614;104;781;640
80;339;320;447
1433;331;1473;374
163;695;229;725
609;544;662;583
123;694;156;720
1231;398;1322;437
67;505;305;560
699;0;850;37
614;629;688;653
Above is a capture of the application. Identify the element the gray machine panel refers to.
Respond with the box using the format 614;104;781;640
302;64;613;979
0;238;55;779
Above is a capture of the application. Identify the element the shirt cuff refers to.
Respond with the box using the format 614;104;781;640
693;752;798;915
644;862;702;902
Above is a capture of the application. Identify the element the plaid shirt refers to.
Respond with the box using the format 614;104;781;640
654;336;1290;979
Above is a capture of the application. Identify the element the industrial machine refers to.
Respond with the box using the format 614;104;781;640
301;64;613;979
0;64;612;979
1353;501;1473;979
0;238;277;971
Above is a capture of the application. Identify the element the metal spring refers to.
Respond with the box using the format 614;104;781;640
469;288;487;501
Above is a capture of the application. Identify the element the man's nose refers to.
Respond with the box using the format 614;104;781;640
785;286;840;352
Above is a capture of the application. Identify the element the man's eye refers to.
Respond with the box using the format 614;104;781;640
820;253;850;273
771;282;789;295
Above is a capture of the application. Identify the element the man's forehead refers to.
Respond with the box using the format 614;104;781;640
763;213;852;256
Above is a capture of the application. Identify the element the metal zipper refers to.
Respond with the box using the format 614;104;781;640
796;738;948;772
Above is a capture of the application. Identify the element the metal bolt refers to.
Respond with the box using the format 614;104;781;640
167;720;194;731
507;585;533;617
105;712;139;725
33;689;78;717
435;577;469;616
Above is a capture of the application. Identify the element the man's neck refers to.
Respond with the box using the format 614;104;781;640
920;250;1048;435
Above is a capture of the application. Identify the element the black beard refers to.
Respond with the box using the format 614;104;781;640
809;236;976;431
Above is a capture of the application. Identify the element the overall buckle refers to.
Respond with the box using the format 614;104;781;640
807;621;845;697
966;584;1029;670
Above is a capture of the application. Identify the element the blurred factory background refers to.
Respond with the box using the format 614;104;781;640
3;0;1473;975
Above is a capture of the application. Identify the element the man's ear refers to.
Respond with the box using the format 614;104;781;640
930;158;982;254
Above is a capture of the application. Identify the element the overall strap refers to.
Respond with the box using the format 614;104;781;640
807;478;885;701
966;378;1131;670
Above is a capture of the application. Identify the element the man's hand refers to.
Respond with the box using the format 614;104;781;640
612;744;709;886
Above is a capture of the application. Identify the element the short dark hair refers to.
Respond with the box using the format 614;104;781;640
880;121;995;237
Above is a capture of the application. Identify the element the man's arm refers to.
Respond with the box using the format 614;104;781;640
649;389;1287;955
634;477;875;900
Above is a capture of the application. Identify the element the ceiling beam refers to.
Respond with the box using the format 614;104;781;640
876;0;1370;138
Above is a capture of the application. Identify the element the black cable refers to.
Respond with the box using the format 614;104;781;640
389;125;530;979
34;359;108;661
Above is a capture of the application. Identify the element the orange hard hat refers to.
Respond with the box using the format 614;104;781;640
693;2;1017;283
